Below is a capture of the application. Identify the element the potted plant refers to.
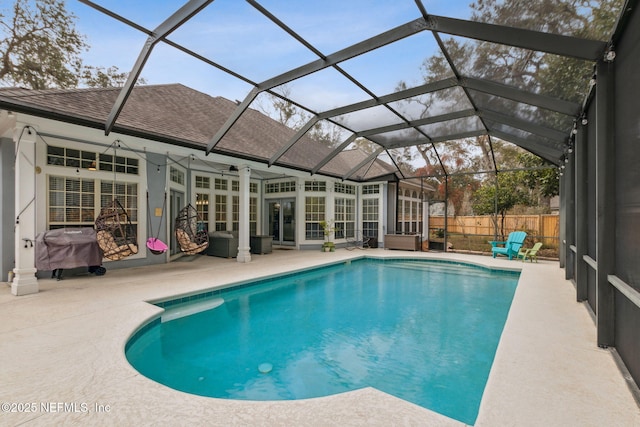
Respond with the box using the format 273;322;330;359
319;220;336;252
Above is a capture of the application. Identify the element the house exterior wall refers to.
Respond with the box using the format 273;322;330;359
0;112;393;281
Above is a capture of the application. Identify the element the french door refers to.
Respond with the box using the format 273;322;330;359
267;198;295;245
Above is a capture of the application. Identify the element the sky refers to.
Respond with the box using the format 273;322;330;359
67;0;474;113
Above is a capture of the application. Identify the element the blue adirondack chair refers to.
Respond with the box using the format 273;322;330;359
490;231;527;260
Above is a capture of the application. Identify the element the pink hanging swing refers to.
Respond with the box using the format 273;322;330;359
146;191;168;255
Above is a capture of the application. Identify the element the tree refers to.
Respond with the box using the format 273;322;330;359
472;172;529;237
80;65;147;88
0;0;86;89
255;85;306;129
407;0;622;218
517;152;559;200
0;0;146;89
256;85;346;148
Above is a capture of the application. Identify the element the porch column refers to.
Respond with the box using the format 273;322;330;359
12;126;39;295
236;165;251;263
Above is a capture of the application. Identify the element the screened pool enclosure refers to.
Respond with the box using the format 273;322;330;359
1;0;639;401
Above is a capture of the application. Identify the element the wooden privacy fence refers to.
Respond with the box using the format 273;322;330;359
430;214;560;248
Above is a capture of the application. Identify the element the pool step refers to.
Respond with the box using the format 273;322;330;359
161;297;225;322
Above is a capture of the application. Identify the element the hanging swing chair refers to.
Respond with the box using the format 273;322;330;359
95;199;139;261
146;191;168;255
175;204;209;255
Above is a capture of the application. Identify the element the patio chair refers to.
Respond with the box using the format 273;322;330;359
95;199;139;260
518;242;543;262
490;231;527;260
175;204;209;255
346;230;370;251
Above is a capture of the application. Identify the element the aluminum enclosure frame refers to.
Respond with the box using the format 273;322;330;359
77;0;609;181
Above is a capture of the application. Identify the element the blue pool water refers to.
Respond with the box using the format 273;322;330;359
126;258;519;424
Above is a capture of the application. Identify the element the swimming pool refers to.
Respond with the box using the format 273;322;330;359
126;258;519;424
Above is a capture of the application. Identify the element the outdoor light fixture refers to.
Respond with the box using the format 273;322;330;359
605;49;616;62
581;117;588;126
572;127;578;135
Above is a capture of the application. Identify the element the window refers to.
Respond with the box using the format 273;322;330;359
195;175;211;230
196;193;209;231
250;197;257;235
305;196;325;240
100;181;139;223
101;153;139;175
196;175;258;233
281;181;296;192
362;184;380;194
215;194;227;231
265;183;278;193
398;187;422;234
215;178;228;191
232;195;239;231
48;175;138;236
404;200;411;221
47;146;95;170
48;176;95;227
170;166;184;185
47;145;138;175
334;197;355;239
334;182;355;194
265;180;296;193
195;176;210;189
305;181;326;192
362;198;379;239
403;199;411;232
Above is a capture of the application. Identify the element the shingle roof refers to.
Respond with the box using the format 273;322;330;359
0;84;396;181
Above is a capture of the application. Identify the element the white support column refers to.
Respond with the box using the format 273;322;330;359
236;165;252;263
326;183;335;241
12;126;39;295
422;200;430;242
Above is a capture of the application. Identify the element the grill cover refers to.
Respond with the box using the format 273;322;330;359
35;228;103;271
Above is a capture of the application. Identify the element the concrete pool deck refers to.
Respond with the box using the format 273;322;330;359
1;249;638;426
